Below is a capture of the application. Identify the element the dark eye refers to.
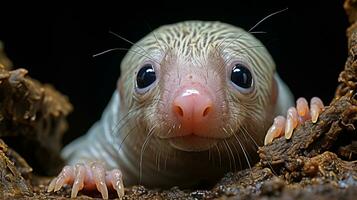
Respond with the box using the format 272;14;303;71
230;63;253;90
136;64;156;89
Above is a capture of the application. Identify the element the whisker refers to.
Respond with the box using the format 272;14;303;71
157;149;162;171
117;122;138;151
248;8;288;32
233;133;252;170
216;30;266;51
249;31;267;34
111;103;147;136
215;143;222;167
93;47;161;65
229;137;243;170
92;48;127;57
215;8;288;73
215;32;247;74
241;125;260;148
217;32;243;52
109;30;160;64
145;23;167;54
139;123;158;183
237;130;254;166
163;151;168;170
115;107;157;153
241;124;277;175
227;124;245;171
222;139;233;170
224;139;236;171
239;132;257;157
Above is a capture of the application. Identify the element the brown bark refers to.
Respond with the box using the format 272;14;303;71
1;0;357;199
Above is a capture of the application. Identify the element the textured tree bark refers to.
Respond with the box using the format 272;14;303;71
1;0;357;199
0;63;72;198
0;139;33;198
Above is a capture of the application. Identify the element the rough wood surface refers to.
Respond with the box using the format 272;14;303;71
0;139;33;199
1;0;357;199
0;65;72;175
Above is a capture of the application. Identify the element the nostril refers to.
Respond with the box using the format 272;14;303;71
174;105;184;117
202;106;211;117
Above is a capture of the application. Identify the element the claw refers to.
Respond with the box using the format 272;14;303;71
296;97;309;118
71;164;86;198
54;178;65;192
265;116;285;145
48;162;125;199
47;177;57;192
108;169;125;198
285;107;299;139
310;97;324;123
92;162;108;199
54;166;74;192
266;97;325;145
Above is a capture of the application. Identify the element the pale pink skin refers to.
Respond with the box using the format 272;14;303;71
47;95;324;199
47;21;325;199
47;75;226;199
172;84;216;137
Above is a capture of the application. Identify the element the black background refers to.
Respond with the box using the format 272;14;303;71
0;1;349;145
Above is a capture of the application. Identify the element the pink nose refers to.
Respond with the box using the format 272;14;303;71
172;88;213;134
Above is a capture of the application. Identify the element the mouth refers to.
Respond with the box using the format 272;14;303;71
167;135;220;152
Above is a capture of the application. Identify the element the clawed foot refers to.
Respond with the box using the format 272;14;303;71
47;161;124;199
264;97;324;145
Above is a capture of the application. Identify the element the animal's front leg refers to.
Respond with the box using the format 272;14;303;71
47;161;124;199
264;97;324;145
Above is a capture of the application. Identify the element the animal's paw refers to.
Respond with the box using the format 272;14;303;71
264;97;324;145
47;161;124;199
